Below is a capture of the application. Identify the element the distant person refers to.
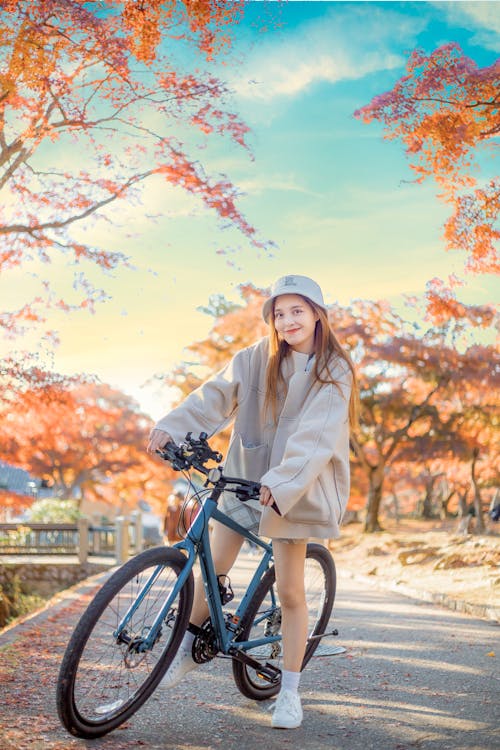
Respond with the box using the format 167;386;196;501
489;494;500;523
163;490;184;544
148;274;358;729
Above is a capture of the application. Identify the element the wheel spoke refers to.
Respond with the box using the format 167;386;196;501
57;548;193;738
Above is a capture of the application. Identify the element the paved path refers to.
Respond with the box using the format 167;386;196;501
0;550;498;750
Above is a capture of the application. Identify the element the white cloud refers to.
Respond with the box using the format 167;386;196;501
460;0;500;34
431;1;500;51
230;6;425;100
238;173;320;197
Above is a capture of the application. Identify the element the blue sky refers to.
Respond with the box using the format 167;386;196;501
2;1;498;418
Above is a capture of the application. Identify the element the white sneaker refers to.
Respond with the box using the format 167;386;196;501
271;689;303;729
161;647;199;689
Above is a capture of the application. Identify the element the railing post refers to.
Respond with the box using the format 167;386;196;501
78;517;89;564
92;514;101;554
115;516;129;564
130;510;143;554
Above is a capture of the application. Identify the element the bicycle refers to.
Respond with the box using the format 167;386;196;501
56;432;338;739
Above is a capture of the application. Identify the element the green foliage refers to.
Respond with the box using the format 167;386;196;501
27;497;81;523
0;525;31;552
197;294;241;318
0;576;46;629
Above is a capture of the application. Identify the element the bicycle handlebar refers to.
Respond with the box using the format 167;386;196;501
156;432;281;514
157;432;222;473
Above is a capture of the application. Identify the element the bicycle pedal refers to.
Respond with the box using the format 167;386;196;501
256;665;281;684
217;575;234;605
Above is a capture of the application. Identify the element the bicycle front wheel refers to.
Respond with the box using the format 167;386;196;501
56;546;194;739
232;542;336;700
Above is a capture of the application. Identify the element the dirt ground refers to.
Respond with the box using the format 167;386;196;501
329;517;500;622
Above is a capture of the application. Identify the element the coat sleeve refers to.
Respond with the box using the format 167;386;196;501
260;370;352;516
153;348;250;444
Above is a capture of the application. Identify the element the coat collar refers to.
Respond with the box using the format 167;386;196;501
284;349;314;376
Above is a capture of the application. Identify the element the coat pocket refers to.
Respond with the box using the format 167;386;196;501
225;433;270;483
284;476;333;525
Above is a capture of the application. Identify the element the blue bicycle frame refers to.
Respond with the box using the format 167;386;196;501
114;490;280;657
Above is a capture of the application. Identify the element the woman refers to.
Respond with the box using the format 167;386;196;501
147;274;358;729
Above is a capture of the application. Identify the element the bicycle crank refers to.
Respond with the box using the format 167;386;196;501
229;648;281;684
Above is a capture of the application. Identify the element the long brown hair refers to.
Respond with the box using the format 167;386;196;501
264;297;359;430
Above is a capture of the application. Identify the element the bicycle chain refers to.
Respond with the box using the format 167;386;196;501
191;618;218;664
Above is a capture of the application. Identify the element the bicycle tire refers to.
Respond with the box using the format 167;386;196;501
56;546;194;739
232;542;336;700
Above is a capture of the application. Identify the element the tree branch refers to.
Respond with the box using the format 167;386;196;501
0;169;155;235
383;378;445;460
349;432;376;472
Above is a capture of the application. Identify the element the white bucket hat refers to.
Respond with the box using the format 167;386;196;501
262;274;327;322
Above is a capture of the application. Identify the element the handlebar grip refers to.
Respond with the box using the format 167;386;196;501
156;443;176;458
156;443;190;471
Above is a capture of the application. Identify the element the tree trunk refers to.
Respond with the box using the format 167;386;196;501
421;489;433;519
390;493;400;522
471;449;485;534
75;488;84;511
421;478;435;519
421;472;441;519
439;490;455;520
458;488;469;518
364;466;385;532
456;487;472;535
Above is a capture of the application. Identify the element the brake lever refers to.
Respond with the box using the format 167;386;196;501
234;485;282;516
156;445;190;471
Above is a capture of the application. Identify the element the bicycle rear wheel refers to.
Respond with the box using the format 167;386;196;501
56;546;194;739
232;542;336;700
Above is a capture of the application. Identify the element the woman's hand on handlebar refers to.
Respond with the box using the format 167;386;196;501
147;428;173;454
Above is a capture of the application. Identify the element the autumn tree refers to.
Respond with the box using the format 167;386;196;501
0;0;261;340
348;42;499;523
354;43;499;317
337;302;444;531
0;487;33;520
438;378;499;533
344;300;499;531
0;374;172;513
395;427;498;534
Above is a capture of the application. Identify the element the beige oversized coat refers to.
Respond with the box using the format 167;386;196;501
154;337;352;539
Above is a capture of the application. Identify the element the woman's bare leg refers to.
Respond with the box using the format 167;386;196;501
272;540;308;672
161;520;246;688
188;520;244;626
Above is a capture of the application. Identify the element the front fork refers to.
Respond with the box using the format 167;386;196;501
113;551;196;654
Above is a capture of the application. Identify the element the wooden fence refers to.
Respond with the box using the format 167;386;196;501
0;512;144;564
